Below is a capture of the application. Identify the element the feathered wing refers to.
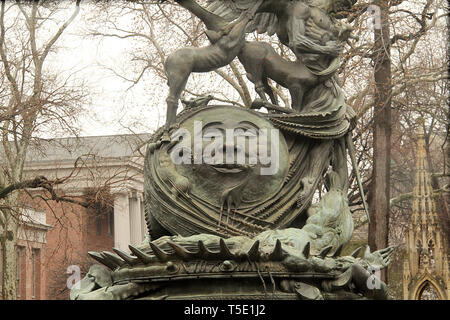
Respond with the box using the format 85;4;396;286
206;0;278;36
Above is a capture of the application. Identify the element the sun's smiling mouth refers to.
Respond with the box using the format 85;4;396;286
208;163;251;174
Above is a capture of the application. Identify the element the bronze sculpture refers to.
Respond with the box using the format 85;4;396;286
164;0;263;126
238;40;339;110
71;0;394;300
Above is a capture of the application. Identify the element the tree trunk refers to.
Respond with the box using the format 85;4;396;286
446;111;450;248
368;0;392;283
1;194;19;299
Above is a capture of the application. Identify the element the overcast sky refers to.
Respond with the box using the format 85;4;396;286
45;4;166;138
25;0;448;139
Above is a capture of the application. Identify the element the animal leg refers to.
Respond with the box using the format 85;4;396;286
176;0;227;31
165;64;190;127
165;96;178;127
255;82;269;102
262;77;278;105
244;71;268;103
221;0;262;48
289;85;305;112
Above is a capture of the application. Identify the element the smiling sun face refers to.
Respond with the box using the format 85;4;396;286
201;119;259;174
171;106;289;208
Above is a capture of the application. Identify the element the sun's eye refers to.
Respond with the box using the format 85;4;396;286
234;128;257;138
203;128;224;139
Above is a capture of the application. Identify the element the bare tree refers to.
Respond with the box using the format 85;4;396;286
0;0;84;299
367;0;392;283
80;0;447;297
338;0;447;294
83;0;298;123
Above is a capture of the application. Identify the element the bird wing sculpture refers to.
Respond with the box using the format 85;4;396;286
206;0;279;36
206;0;358;36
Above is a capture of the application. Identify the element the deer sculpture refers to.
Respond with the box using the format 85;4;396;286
238;41;340;111
164;0;263;126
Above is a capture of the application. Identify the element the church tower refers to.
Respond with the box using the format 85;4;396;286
402;124;449;300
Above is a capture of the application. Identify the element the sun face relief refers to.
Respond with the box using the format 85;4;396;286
201;119;260;173
168;106;289;208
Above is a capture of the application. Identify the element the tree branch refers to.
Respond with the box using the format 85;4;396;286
0;176;50;199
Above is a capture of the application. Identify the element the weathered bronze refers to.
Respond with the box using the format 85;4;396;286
238;41;340;110
164;0;263;126
72;0;393;300
70;232;394;300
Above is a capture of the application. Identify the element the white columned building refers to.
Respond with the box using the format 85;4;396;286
113;192;131;251
112;190;146;251
22;134;151;252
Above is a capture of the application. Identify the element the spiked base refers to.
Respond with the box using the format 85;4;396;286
77;239;380;300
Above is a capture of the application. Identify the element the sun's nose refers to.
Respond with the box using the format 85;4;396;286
222;142;241;154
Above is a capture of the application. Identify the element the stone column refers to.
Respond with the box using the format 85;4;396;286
139;193;147;242
134;192;145;243
129;192;142;246
113;192;131;251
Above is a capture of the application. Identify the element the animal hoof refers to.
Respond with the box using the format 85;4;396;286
161;131;171;143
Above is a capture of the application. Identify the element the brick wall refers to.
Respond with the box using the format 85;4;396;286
0;192;115;300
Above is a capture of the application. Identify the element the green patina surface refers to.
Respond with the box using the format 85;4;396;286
71;0;395;300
